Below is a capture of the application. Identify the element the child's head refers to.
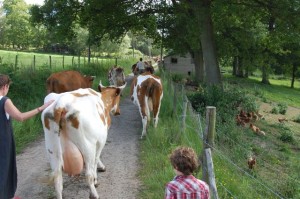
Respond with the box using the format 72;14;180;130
169;146;199;175
0;74;12;88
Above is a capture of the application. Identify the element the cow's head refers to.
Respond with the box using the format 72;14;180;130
98;81;127;115
84;75;96;88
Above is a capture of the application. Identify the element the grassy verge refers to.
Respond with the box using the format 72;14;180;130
138;71;300;198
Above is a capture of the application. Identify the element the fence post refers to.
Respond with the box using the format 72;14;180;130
205;148;219;199
172;83;177;117
62;56;65;69
78;56;80;68
202;106;216;189
49;55;52;69
115;58;118;66
72;56;74;67
33;55;36;71
14;55;18;71
182;95;188;133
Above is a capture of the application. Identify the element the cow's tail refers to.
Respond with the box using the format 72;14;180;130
42;108;64;183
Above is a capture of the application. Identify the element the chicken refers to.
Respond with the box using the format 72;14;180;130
247;156;256;169
250;123;260;134
258;130;266;136
278;117;288;123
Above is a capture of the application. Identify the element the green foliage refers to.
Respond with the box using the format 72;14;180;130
271;106;279;114
293;114;300;123
278;102;288;115
278;128;295;144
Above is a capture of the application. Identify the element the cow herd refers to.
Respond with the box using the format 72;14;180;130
41;64;163;199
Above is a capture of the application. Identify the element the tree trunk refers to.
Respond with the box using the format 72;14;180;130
291;64;297;88
261;64;270;84
192;50;205;83
88;45;91;64
200;0;221;85
232;56;238;76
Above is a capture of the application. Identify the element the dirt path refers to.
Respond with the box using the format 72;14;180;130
15;75;142;199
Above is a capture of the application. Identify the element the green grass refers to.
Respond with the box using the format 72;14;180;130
223;74;300;108
138;71;300;198
0;50;136;74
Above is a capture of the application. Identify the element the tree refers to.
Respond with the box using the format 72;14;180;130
2;0;32;49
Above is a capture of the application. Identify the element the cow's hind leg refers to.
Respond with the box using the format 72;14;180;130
52;170;63;199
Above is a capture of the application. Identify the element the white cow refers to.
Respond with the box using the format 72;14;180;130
41;82;126;199
130;72;163;138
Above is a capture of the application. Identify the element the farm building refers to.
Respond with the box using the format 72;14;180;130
163;53;195;74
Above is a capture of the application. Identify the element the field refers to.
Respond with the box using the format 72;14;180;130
0;50;129;71
1;51;300;198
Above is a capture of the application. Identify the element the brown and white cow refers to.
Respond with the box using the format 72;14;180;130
130;72;163;138
108;66;126;86
46;70;95;93
41;82;126;199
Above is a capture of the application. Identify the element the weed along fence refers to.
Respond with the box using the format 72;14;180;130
163;70;288;199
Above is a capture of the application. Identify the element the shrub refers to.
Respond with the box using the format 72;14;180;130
271;106;279;114
293;114;300;123
278;102;288;115
279;131;295;143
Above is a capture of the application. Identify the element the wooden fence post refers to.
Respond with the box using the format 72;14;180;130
49;55;52;69
14;55;18;71
33;55;36;70
205;148;219;199
202;106;216;192
172;83;177;117
72;56;74;67
115;58;118;66
182;95;188;133
62;56;65;69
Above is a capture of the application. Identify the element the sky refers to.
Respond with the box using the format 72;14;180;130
24;0;44;6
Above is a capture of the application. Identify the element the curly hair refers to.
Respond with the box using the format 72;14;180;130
169;146;199;175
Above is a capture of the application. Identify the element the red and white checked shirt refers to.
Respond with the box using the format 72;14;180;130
164;175;210;199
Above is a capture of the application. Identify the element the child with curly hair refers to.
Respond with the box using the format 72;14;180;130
164;146;210;199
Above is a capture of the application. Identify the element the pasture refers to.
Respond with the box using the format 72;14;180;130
1;53;300;198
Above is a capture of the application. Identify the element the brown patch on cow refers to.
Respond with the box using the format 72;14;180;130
88;88;99;96
44;117;50;130
68;113;79;129
43;112;55;130
99;113;106;125
72;93;89;97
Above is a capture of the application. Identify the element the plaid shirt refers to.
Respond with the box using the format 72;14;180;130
165;175;210;199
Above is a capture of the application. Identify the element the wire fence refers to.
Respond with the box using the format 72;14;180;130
160;70;298;199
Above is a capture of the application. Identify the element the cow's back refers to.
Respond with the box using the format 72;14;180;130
46;70;94;93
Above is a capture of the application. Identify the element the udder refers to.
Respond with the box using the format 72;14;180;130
62;139;84;176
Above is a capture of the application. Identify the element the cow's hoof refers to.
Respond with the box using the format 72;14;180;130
89;193;99;199
97;167;106;172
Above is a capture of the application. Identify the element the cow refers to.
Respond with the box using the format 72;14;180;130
108;66;126;86
130;72;163;138
46;70;95;94
41;82;126;199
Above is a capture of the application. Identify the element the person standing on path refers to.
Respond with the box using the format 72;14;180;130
164;146;210;199
137;57;145;74
0;74;53;199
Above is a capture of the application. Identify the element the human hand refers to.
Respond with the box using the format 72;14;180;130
38;100;55;112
